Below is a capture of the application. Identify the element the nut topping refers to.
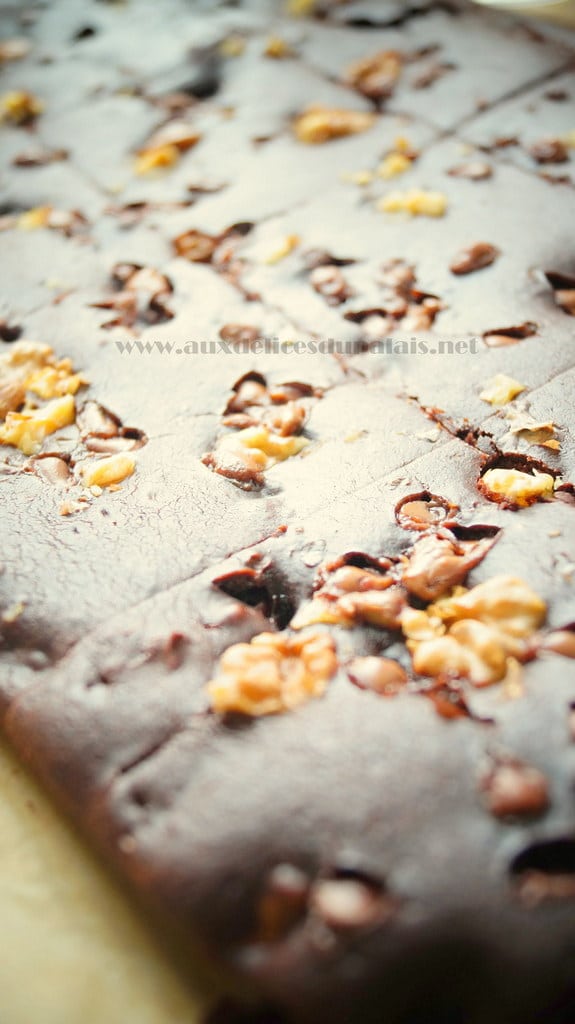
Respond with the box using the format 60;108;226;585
481;759;549;819
450;242;499;276
207;630;337;716
347;656;408;695
378;189;447;217
293;105;376;144
401;532;498;602
344;50;403;102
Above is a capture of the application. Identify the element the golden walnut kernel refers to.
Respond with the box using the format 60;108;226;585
80;453;136;489
292;565;405;631
480;468;556;507
401;533;497;602
0;340;86;418
207;630;337;716
377;189;447;217
0;89;43;123
344;50;403;101
293;105;376;144
479;373;526;405
0;395;75;455
406;575;546;686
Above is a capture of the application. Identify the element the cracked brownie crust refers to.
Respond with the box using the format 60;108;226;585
1;1;575;1022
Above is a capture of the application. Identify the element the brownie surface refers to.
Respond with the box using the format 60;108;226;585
1;2;575;1022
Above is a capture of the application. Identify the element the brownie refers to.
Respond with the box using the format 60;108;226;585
1;2;575;1022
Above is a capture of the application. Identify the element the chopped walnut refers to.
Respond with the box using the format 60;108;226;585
450;242;499;276
264;234;300;264
172;228;219;262
434;575;546;639
378;189;447;217
347;656;408;695
0;395;75;455
219;324;260;347
309;265;351;305
80;453;136;489
377;152;413;180
0;89;42;124
310;877;393;930
479;374;525;405
292;565;404;631
539;630;575;659
401;532;497;602
261;401;307;437
406;575;546;686
528;137;569;164
412;619;508;686
256;864;309;942
395;492;457;531
293;105;376;144
135;121;201;175
0;341;83;419
481;759;549;819
344;50;403;101
448;160;492;180
479;467;555;507
207;630;337;716
0;38;31;61
94;263;174;329
263;36;294;59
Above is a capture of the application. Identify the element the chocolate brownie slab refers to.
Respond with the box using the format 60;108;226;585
1;1;575;1022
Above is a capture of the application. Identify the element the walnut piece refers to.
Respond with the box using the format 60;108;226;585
80;453;136;489
207;630;337;716
378;189;447;217
401;533;497;602
344;50;403;101
0;89;42;123
293;105;376;144
479;467;555;507
0;395;75;455
406;575;546;687
450;242;499;276
292;566;404;631
479;373;526;405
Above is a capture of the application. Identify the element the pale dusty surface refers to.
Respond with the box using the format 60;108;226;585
0;739;203;1024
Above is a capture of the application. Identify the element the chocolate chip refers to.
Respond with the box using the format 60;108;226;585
447;160;492;180
511;839;575;906
544;89;569;102
0;318;22;342
449;242;499;276
481;758;549;820
528;137;569;164
73;25;97;40
212;567;295;629
395;491;457;531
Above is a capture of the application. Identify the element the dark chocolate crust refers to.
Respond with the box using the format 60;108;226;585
1;2;575;1022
